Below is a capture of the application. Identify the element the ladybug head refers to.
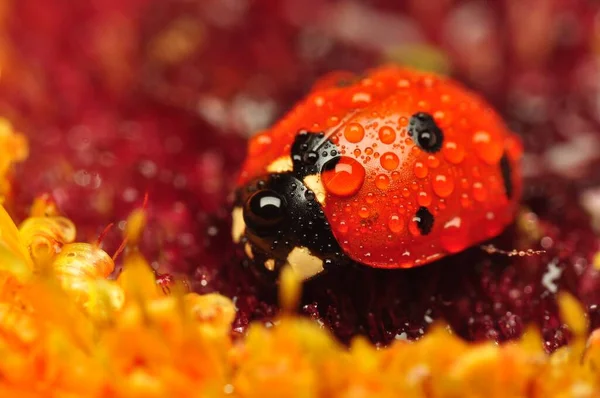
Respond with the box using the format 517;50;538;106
232;131;349;280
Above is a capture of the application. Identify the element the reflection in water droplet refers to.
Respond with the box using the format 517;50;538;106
322;157;366;197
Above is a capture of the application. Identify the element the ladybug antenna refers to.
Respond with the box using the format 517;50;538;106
480;244;546;257
95;223;115;247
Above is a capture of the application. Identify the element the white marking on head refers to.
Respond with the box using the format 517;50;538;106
264;258;276;271
303;174;326;205
285;246;324;280
231;207;245;243
266;156;293;173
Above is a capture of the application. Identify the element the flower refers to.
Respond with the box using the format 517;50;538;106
0;122;599;396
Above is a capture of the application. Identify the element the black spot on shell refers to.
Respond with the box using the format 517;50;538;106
500;152;513;199
414;207;434;236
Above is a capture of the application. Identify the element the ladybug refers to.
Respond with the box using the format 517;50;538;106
232;65;523;280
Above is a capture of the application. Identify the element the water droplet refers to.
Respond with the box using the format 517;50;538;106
414;162;428;178
375;174;390;190
443;141;465;164
391;171;401;181
485;212;503;237
460;194;471;208
440;217;469;253
365;147;374;156
358;206;370;218
380;152;399;171
305;190;316;201
303;151;319;164
402;188;411;198
322;156;366;197
248;133;272;156
344;123;365;143
397;79;410;88
338;221;349;234
409;217;421;236
352;92;372;105
378;126;396;144
388;214;404;233
354;148;361;157
326;116;340;127
398;116;409;127
472;130;503;165
472;182;488;202
433;174;455;197
427;155;440;168
366;192;375;204
417;191;432;206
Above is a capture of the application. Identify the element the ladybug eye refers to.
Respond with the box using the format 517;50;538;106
243;190;286;235
408;112;443;153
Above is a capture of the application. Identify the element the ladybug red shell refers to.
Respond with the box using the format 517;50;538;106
232;65;523;280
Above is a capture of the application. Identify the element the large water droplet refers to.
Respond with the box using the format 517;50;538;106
322;156;366;197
